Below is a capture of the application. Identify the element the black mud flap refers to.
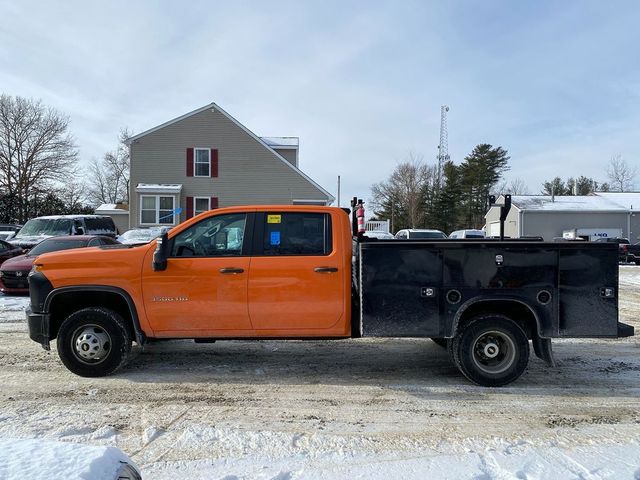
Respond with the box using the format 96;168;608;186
532;336;556;367
618;322;635;338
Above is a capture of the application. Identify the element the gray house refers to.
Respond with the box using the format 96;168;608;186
485;193;640;241
124;102;334;229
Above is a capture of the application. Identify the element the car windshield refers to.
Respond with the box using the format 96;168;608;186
119;228;163;243
28;238;88;257
409;231;446;239
18;218;72;237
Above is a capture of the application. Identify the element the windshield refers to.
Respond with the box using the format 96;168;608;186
18;218;72;237
409;231;446;239
28;238;88;256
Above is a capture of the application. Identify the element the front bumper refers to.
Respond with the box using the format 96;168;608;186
26;307;50;350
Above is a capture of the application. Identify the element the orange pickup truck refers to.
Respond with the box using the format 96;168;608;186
27;203;633;386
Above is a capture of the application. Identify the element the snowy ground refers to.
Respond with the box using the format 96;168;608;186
0;268;639;479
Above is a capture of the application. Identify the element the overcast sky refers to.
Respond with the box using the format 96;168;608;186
1;0;639;205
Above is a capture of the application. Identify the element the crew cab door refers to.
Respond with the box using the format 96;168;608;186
248;211;344;332
142;212;253;335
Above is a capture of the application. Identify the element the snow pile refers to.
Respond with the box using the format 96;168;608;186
142;436;640;479
0;295;30;322
0;437;138;480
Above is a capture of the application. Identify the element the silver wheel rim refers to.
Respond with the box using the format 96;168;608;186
71;324;111;365
471;330;516;375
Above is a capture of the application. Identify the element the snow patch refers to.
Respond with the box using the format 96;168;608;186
0;437;138;480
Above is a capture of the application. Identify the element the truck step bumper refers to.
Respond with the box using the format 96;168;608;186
618;322;635;338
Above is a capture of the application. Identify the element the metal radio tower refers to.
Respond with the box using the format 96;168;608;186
436;105;450;189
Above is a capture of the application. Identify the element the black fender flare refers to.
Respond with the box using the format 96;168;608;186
450;295;546;339
44;285;146;346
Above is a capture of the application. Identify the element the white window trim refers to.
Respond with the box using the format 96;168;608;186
193;196;210;216
139;194;178;226
194;147;211;177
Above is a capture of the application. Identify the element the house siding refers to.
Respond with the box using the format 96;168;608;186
129;108;330;228
273;148;297;167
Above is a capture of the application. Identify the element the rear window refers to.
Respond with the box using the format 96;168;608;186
84;217;116;235
262;213;332;256
409;231;446;239
28;239;88;256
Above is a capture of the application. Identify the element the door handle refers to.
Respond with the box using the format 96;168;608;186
314;267;338;273
219;267;244;274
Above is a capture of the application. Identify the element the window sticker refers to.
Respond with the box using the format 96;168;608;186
270;231;281;246
267;214;281;224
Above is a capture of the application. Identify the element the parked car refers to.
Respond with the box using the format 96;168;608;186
620;241;640;264
395;229;447;239
449;229;486;239
0;224;22;241
364;230;394;239
117;227;166;245
593;237;630;262
0;239;24;267
9;215;117;251
0;235;119;294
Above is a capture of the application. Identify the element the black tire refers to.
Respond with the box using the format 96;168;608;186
430;338;448;348
452;315;529;387
56;307;131;377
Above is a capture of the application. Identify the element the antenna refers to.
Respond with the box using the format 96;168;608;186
437;105;450;189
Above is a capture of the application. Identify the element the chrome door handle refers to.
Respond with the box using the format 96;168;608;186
219;267;244;274
314;267;338;273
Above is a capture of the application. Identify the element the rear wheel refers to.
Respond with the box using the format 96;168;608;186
56;307;131;377
452;315;529;387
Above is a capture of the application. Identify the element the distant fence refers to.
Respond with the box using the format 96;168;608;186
365;220;390;233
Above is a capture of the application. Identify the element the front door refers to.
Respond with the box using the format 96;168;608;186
142;212;253;335
248;211;344;333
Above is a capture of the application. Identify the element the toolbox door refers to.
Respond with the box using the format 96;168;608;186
360;244;442;336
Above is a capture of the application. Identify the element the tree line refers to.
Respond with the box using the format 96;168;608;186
0;94;130;224
370;148;637;234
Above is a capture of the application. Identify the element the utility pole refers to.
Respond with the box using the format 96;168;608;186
437;105;450;190
337;175;341;207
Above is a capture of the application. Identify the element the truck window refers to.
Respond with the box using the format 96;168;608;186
170;213;247;257
262;212;331;256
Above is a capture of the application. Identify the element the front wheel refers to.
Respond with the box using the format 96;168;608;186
451;315;529;387
56;307;132;377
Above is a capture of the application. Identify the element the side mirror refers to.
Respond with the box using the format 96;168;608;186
153;231;170;271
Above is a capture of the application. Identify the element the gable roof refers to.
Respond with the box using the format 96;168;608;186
127;102;334;203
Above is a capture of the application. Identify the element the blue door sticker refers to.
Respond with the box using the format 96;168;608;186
270;231;281;246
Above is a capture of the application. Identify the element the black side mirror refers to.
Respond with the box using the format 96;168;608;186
153;231;170;271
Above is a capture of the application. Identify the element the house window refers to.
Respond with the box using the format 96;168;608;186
194;197;210;216
194;148;210;177
140;195;176;225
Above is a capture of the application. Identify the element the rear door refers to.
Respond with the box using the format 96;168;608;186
248;211;344;332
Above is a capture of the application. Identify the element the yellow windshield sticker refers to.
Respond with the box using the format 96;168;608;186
267;214;281;224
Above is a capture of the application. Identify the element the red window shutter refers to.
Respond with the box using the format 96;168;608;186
186;196;194;218
211;149;218;177
210;197;218;209
186;148;194;177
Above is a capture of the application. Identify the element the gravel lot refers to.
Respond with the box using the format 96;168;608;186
0;267;639;478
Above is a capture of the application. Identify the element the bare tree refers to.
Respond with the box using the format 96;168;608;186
370;153;435;230
87;128;131;206
0;94;78;222
607;154;637;192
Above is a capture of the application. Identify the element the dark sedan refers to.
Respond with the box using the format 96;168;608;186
0;235;119;294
